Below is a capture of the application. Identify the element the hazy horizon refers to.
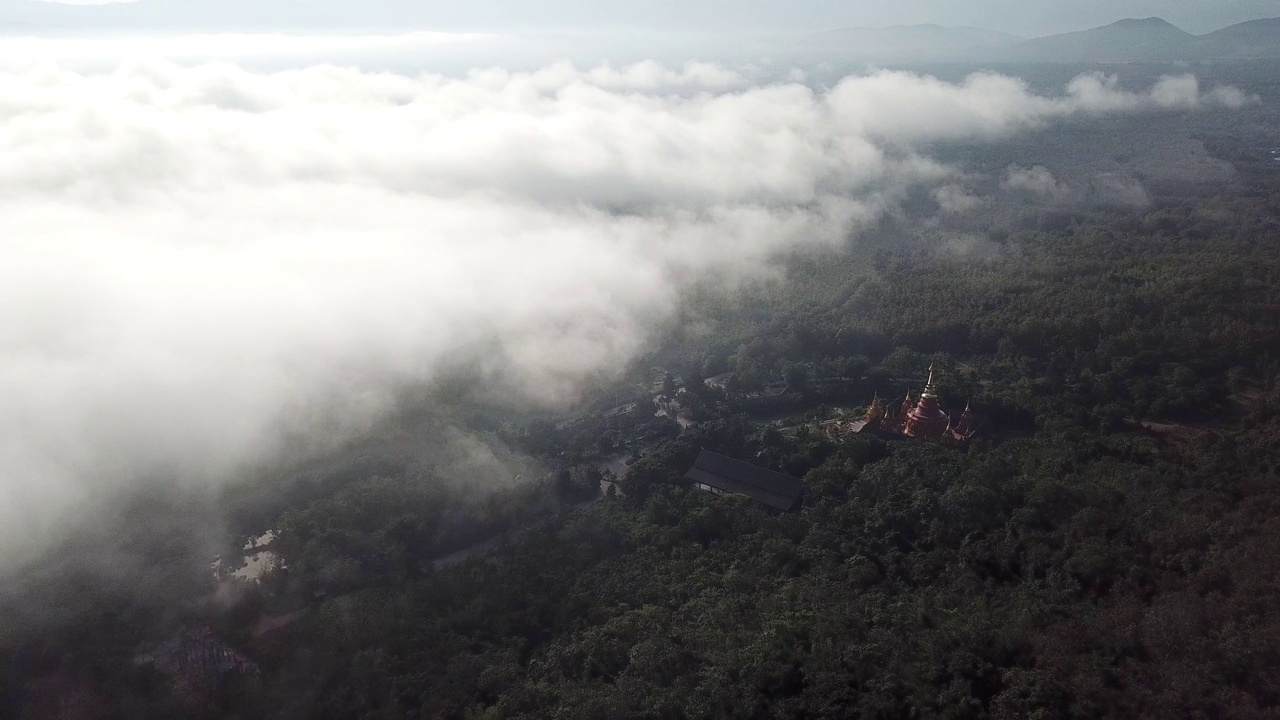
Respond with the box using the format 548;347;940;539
3;0;1278;36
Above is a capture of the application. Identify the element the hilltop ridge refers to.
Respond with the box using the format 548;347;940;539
999;16;1197;62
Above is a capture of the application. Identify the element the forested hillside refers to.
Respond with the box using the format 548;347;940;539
234;177;1280;719
4;84;1280;720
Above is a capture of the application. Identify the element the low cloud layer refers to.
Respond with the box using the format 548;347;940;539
0;40;1248;567
1002;164;1155;208
1003;165;1067;197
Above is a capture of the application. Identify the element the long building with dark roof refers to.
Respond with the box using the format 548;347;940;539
683;450;804;512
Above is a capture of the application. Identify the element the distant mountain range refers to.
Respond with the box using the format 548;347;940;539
1208;17;1280;58
783;17;1280;64
998;17;1193;62
1;2;1278;65
996;17;1280;62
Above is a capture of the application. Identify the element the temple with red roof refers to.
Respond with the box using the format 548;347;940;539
857;363;978;445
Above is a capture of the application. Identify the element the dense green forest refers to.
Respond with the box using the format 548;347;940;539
234;182;1280;719
4;92;1280;719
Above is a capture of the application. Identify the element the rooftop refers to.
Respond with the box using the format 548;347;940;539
683;450;804;512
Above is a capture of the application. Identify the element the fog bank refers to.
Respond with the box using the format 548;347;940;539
0;41;1248;567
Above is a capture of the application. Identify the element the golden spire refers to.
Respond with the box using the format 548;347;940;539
923;362;938;398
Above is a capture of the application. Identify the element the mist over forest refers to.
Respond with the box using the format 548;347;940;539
2;4;1280;719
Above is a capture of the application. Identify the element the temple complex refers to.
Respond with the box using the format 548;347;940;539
855;364;978;445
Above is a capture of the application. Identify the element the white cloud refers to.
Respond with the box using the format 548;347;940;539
1003;164;1066;198
933;184;986;215
828;70;1252;144
0;49;1248;567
